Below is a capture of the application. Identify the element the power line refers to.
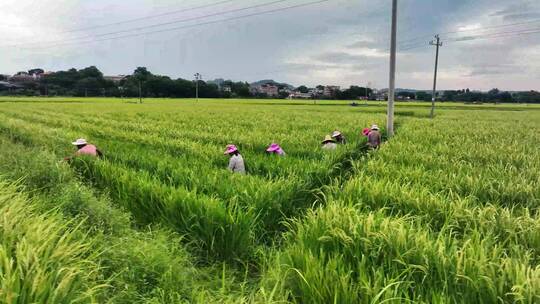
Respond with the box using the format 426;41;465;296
400;43;429;52
6;0;291;48
440;18;540;37
396;17;540;48
447;27;540;42
13;0;331;50
59;0;236;34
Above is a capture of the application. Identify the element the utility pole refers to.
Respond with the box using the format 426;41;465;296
430;34;443;119
138;80;142;104
387;0;398;137
365;81;371;105
194;73;202;101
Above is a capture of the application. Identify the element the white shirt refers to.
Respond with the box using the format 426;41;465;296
228;154;246;174
322;143;337;150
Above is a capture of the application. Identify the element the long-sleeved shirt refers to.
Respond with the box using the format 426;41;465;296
228;154;246;174
367;130;382;148
322;143;337;150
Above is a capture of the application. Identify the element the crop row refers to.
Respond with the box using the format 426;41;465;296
0;132;260;303
0;106;377;261
266;109;540;302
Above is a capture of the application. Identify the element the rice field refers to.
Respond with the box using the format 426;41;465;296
0;97;538;303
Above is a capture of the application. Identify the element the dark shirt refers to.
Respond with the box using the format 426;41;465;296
367;131;381;148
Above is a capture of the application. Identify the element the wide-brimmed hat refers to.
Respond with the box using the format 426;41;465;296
362;128;371;136
322;135;336;144
72;138;87;146
331;131;342;138
371;125;380;131
266;143;281;152
224;144;238;155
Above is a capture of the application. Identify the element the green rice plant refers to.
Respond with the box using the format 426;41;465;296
73;157;256;261
264;202;540;303
0;180;104;303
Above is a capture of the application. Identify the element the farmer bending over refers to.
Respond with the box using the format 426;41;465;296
321;135;337;150
332;131;346;144
266;143;286;156
224;144;246;174
65;138;103;161
367;125;382;149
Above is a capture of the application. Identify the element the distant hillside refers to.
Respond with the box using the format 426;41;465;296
250;79;295;90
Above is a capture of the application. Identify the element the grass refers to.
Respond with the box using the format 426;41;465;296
0;97;538;303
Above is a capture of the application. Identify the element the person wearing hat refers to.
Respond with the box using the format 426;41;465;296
321;135;337;150
224;144;246;174
331;131;346;144
367;125;382;149
266;143;286;156
66;138;103;161
362;128;371;137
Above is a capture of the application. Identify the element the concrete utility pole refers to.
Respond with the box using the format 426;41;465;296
387;0;398;137
194;73;202;101
430;34;443;119
365;81;372;105
138;80;142;104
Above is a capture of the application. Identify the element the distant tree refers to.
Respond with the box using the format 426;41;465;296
297;85;309;93
514;91;540;103
28;68;44;75
500;91;513;103
338;86;372;100
78;66;103;79
442;90;459;101
415;91;432;101
0;75;6;81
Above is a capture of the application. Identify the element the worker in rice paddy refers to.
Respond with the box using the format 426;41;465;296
362;127;371;137
331;131;346;144
266;143;286;156
321;135;337;150
224;144;246;174
367;125;382;149
65;138;103;160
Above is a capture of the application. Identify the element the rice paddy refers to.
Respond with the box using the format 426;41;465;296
0;97;538;303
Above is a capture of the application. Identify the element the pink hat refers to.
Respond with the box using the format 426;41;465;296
266;143;281;152
362;128;371;136
224;144;238;155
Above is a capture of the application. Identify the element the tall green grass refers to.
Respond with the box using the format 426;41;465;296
0;180;103;303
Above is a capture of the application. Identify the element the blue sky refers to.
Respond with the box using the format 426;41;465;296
1;0;539;90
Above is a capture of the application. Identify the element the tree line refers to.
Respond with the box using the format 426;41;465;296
413;88;540;104
2;66;539;103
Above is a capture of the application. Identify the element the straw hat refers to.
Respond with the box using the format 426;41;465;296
331;131;342;138
322;135;336;144
224;144;238;155
371;125;380;131
72;138;87;146
266;143;281;152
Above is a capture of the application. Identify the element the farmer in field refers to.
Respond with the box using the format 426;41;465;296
266;143;286;156
224;144;246;174
331;131;346;144
65;138;103;160
362;128;371;137
321;135;337;150
367;125;382;149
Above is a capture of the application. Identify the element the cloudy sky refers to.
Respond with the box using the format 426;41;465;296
1;0;540;90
